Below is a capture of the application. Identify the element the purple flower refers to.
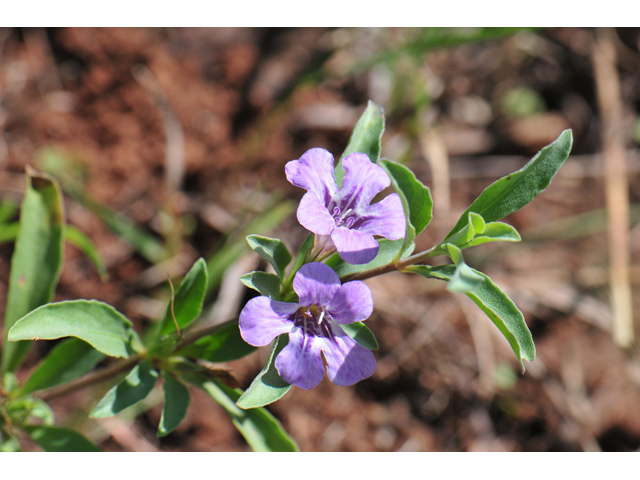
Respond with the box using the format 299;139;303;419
286;148;406;264
239;263;376;390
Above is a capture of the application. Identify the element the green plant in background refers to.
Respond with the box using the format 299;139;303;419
0;100;571;451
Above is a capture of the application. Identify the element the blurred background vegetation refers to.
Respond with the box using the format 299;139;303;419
1;27;640;451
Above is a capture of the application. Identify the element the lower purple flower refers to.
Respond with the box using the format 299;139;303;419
239;262;376;390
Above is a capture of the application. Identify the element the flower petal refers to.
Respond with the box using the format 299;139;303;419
331;226;379;264
293;263;341;306
322;326;376;386
326;280;373;324
296;192;335;236
356;193;406;240
275;326;324;390
239;297;296;347
285;148;337;205
339;153;391;208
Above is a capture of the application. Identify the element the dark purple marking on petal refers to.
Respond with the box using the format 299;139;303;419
339;153;391;209
285;148;337;205
321;326;376;386
293;263;341;307
275;326;324;390
296;192;335;236
331;226;379;264
239;297;296;347
356;193;406;240
326;280;373;325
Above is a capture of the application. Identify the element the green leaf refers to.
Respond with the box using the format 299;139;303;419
158;258;208;337
0;433;20;452
0;221;19;243
158;371;190;437
236;335;290;409
335;100;385;186
24;425;102;452
328;238;413;279
9;300;138;359
379;159;433;245
20;338;105;395
175;321;256;363
446;212;486;247
246;235;292;279
2;169;65;373
0;197;19;223
240;271;281;299
445;130;573;240
440;244;485;293
407;264;535;370
340;322;378;350
463;222;521;248
90;360;158;418
65;225;109;281
183;374;298;452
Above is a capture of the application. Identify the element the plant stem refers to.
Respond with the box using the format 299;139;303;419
339;245;443;282
35;318;237;402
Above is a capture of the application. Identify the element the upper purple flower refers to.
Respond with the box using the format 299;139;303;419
286;148;406;264
239;263;376;390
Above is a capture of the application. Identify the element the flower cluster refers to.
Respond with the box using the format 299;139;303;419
240;148;406;390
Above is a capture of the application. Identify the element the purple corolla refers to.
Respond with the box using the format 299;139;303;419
285;148;406;264
239;262;376;390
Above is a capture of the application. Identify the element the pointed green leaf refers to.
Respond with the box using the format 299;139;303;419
236;335;290;409
158;371;190;437
20;338;105;395
65;225;109;281
158;258;208;337
340;322;378;350
3;169;65;373
90;360;158;418
175;321;256;363
335;100;385;185
407;264;535;370
379;159;433;245
440;243;485;293
246;235;292;279
240;271;281;299
183;374;298;452
24;425;102;452
8;300;138;359
463;222;521;248
445;130;573;240
446;212;486;247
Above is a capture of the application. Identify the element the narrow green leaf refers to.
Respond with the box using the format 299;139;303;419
90;360;158;418
0;197;19;223
335;100;385;185
236;335;290;409
445;129;573;240
246;235;292;279
340;322;378;350
20;338;105;395
9;300;138;359
240;271;281;299
446;212;486;247
408;264;535;370
184;374;298;452
2;169;65;373
158;258;208;337
158;371;190;437
175;321;256;363
24;425;102;452
65;225;109;281
379;159;433;243
440;244;485;293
